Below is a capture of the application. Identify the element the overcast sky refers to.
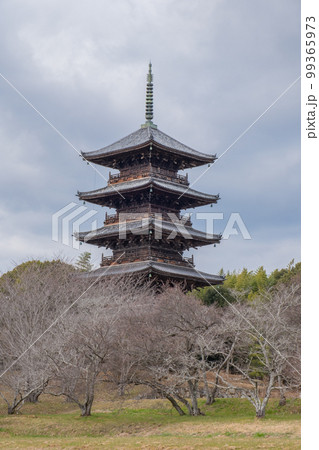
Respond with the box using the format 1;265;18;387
0;0;300;275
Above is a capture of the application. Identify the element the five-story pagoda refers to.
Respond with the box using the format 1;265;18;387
76;64;224;288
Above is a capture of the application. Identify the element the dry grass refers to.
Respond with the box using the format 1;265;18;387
0;392;300;449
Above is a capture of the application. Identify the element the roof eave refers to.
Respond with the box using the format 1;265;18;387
78;260;224;285
81;140;217;167
77;180;220;204
75;226;222;245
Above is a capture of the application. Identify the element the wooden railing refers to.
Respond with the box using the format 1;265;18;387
183;255;194;266
108;171;188;186
101;252;194;267
104;212;192;226
103;213;120;225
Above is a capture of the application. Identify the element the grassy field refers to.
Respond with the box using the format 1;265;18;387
0;394;300;449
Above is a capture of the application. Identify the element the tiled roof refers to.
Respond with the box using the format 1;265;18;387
82;126;216;163
78;176;219;203
80;260;224;285
75;218;222;244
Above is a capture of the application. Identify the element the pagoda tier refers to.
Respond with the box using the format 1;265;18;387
77;224;221;269
76;63;224;288
78;176;219;210
81;126;217;170
76;217;222;267
77;217;221;248
80;261;222;289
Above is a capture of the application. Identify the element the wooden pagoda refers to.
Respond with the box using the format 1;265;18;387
76;64;224;288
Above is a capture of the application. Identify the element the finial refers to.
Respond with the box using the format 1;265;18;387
141;62;157;129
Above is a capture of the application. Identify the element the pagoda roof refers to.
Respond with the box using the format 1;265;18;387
80;260;224;286
78;176;219;206
81;126;217;168
75;217;222;246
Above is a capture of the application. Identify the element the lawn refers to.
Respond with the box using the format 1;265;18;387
0;395;301;449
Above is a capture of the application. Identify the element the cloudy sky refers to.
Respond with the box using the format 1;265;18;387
0;0;300;275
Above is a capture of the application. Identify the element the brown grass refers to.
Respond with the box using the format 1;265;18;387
0;388;300;449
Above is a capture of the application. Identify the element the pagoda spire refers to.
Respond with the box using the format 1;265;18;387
141;62;157;129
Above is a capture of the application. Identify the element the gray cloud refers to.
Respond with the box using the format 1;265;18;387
0;0;300;274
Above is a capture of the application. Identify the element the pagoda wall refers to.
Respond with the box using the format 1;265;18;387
101;244;193;267
109;165;188;186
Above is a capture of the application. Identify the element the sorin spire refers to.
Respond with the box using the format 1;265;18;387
142;62;157;129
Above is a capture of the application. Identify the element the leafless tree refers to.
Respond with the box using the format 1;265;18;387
46;275;153;416
0;259;300;420
216;282;301;418
47;304;114;416
0;260;79;414
112;285;229;416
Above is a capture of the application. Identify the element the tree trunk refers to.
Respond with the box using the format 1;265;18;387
166;394;185;416
7;399;24;414
7;395;23;414
25;389;42;403
205;343;235;405
278;375;287;407
205;392;214;406
202;366;212;405
188;380;204;416
254;372;275;419
7;406;16;415
226;358;230;374
279;392;287;407
175;393;193;416
207;373;220;405
80;370;97;416
117;370;127;396
256;407;266;418
80;396;94;416
118;382;125;397
200;348;213;405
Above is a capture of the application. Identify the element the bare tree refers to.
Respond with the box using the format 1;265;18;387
200;339;236;405
46;275;152;416
47;306;113;416
216;282;301;418
113;285;227;416
0;259;299;421
0;260;79;414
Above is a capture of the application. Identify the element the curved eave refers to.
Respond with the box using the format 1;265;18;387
79;260;224;286
151;261;224;285
77;235;221;249
81;127;217;169
77;177;220;207
75;219;222;247
82;141;217;168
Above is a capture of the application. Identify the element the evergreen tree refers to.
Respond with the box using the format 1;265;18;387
194;285;236;307
234;268;252;292
248;266;269;300
223;271;237;289
75;252;93;272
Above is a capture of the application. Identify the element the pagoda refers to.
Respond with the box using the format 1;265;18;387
76;64;224;288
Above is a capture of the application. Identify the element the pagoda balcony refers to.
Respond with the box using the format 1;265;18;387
103;213;120;225
183;255;194;266
104;211;192;226
101;252;194;267
108;170;188;186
